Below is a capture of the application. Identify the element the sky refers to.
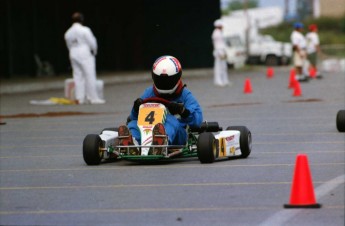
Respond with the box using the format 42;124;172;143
221;0;297;15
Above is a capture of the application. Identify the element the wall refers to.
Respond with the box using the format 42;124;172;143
1;0;220;78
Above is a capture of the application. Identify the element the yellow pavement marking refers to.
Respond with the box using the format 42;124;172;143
0;132;339;142
0;162;343;173
6;136;83;140
0;144;79;149
0;205;343;216
259;150;344;154
3;150;342;160
1;140;343;150
0;150;343;159
0;207;276;215
254;141;344;144
0;154;80;159
0;181;292;190
1;180;343;191
258;132;341;135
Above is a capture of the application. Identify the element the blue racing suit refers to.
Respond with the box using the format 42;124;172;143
128;86;203;145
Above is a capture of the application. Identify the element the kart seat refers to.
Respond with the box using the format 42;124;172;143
190;122;222;133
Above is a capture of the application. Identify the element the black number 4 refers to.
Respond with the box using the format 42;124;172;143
145;111;155;124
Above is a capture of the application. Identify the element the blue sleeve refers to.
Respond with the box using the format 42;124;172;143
179;89;203;128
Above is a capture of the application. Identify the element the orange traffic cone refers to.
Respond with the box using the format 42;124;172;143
288;69;296;89
266;67;274;78
243;78;253;93
293;81;302;97
284;154;321;208
309;67;317;78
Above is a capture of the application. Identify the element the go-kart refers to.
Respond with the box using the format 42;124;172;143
83;97;252;165
336;110;345;132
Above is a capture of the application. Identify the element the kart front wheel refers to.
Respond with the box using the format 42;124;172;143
83;134;103;165
336;110;345;132
227;126;252;158
197;132;217;163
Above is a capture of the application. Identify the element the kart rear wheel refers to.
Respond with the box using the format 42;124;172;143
227;126;252;158
83;134;103;165
336;110;345;132
197;132;217;163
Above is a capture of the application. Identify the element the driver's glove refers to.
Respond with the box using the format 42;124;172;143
168;102;190;118
133;98;143;112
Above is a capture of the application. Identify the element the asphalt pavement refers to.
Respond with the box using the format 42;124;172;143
0;66;344;226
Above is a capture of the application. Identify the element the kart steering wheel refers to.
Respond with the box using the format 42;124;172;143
127;97;171;124
142;97;171;107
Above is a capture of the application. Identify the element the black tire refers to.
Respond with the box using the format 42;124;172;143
280;56;290;65
83;134;103;165
101;127;118;133
246;56;260;65
336;110;345;132
197;132;217;163
265;55;279;66
227;126;252;158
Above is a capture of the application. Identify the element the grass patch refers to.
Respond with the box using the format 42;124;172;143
260;15;345;45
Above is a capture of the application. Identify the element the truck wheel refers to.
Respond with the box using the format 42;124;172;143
227;126;252;158
83;134;103;165
247;56;260;65
265;55;278;66
197;132;217;163
336;110;345;132
280;56;290;65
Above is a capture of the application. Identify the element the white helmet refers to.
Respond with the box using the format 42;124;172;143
152;55;182;94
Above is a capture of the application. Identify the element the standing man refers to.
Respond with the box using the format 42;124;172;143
306;24;322;78
64;12;105;104
290;22;309;82
212;19;230;87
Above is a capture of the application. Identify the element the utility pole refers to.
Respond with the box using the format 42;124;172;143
284;0;289;19
244;0;250;57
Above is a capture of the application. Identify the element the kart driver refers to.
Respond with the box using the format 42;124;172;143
117;55;203;155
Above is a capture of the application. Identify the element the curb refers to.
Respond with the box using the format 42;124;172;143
0;68;213;95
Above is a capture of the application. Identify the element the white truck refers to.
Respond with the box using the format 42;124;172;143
247;34;292;65
222;7;292;66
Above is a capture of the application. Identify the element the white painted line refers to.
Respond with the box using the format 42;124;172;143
259;174;345;226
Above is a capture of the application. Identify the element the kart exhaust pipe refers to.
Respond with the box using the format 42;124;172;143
168;150;183;158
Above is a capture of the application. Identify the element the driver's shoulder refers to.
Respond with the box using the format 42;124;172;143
141;86;155;97
181;88;197;99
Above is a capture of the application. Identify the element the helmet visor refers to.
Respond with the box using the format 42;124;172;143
152;72;181;91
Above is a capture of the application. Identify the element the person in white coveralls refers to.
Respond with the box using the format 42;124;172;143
212;19;230;87
64;12;105;104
